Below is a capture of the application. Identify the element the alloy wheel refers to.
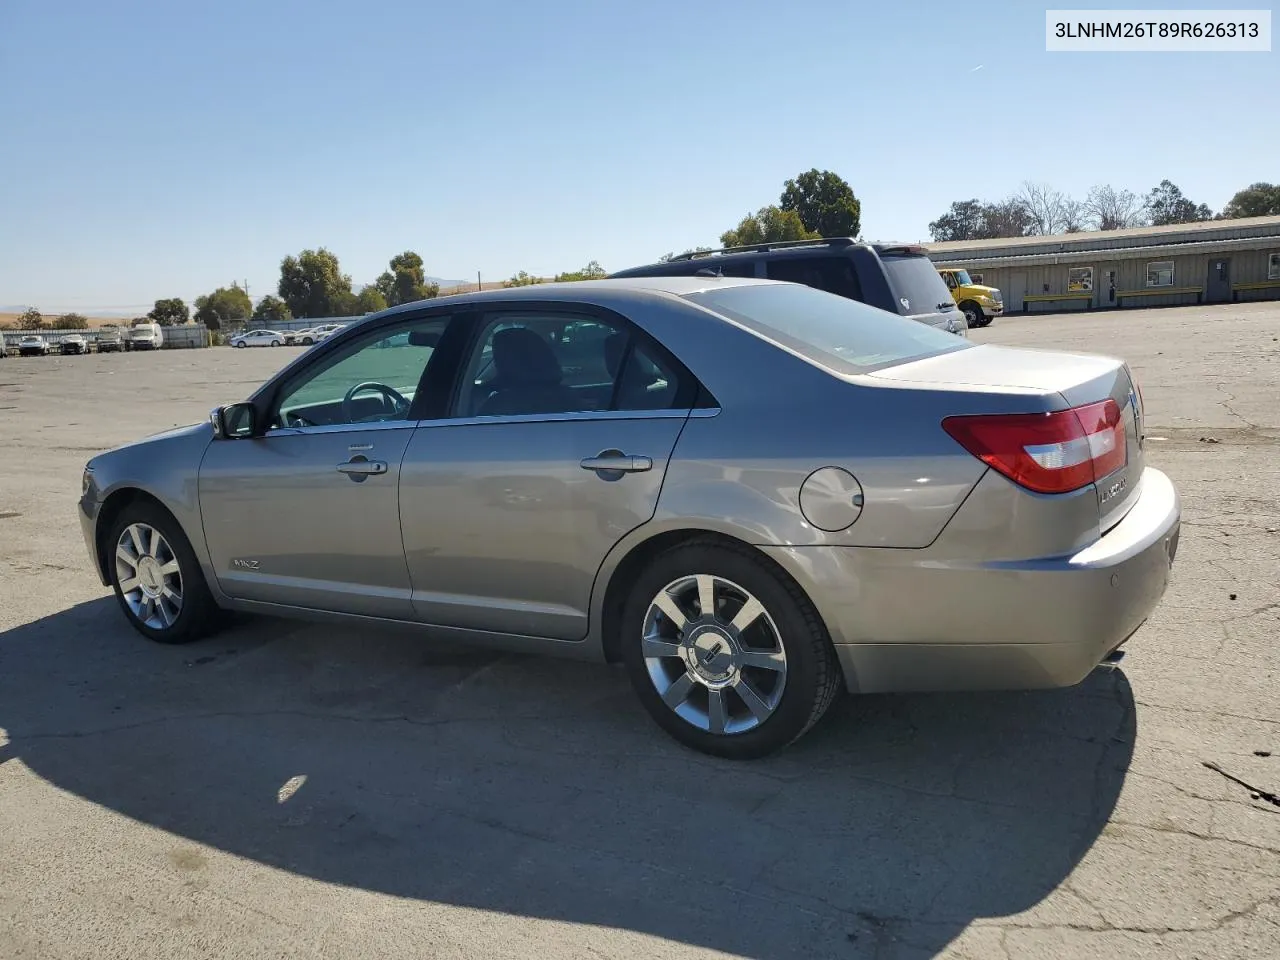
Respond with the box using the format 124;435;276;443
115;522;184;629
641;574;787;735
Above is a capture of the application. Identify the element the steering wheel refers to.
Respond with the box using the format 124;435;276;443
342;381;410;423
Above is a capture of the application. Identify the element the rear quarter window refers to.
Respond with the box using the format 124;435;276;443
880;254;957;316
684;282;970;375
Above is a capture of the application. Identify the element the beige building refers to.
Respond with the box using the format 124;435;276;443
925;215;1280;313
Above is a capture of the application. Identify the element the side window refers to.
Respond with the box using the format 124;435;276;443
943;272;957;290
271;317;450;429
455;312;688;418
718;260;758;278
767;256;863;301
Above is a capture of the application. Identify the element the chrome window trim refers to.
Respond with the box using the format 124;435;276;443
414;407;709;430
261;406;721;437
264;420;419;438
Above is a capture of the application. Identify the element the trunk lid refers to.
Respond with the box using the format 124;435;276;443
870;344;1145;531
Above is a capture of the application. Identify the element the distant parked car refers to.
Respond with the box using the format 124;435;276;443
126;322;164;351
229;329;285;348
284;327;324;345
17;334;50;357
59;334;89;355
96;327;123;353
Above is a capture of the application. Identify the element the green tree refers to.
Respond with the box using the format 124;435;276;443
355;286;388;314
252;295;292;323
1220;182;1280;219
1143;180;1213;225
148;297;190;326
504;270;544;287
278;248;354;318
17;307;44;330
553;260;607;283
929;200;988;241
57;313;90;330
193;284;252;330
329;289;361;317
720;206;817;248
374;250;439;306
779;169;862;238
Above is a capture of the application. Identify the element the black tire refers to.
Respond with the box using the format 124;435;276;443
620;539;842;760
107;501;223;645
960;301;986;328
235;341;246;348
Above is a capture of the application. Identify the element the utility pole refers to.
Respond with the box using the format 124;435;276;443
477;271;482;291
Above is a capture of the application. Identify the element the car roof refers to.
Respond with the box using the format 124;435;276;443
368;275;773;321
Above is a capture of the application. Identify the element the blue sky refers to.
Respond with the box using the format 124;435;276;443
0;0;1274;313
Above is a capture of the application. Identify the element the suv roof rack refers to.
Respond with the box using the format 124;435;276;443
664;237;858;262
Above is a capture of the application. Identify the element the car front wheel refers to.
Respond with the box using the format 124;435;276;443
108;502;222;644
621;539;842;759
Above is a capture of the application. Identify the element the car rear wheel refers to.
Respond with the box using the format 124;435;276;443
108;502;222;645
620;539;842;759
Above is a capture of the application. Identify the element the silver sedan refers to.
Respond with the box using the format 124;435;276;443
78;277;1180;758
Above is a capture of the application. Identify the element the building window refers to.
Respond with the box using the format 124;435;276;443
1268;252;1280;280
1145;261;1175;288
1067;266;1094;292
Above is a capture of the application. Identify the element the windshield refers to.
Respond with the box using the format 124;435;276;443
684;282;969;375
952;269;972;285
881;255;957;316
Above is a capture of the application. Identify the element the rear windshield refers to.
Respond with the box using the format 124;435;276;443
684;282;969;375
881;254;957;316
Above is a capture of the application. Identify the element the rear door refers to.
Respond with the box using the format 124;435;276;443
877;249;964;332
398;306;697;640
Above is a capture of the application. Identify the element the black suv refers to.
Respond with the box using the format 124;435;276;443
609;238;967;336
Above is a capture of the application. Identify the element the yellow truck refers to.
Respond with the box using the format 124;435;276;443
938;267;1003;328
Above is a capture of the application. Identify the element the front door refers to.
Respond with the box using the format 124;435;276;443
199;314;456;618
1007;272;1028;312
1096;263;1119;308
1207;258;1231;302
399;307;696;641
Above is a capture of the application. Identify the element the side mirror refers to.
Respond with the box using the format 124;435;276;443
210;402;258;439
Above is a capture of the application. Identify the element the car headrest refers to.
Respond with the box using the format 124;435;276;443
491;327;564;385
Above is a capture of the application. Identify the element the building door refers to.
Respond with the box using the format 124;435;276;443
1008;272;1027;312
1097;263;1119;308
1206;258;1231;302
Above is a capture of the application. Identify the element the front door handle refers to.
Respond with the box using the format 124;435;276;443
580;451;653;474
337;459;388;476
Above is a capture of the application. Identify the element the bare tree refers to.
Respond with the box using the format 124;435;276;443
1017;181;1074;235
1083;184;1146;230
1062;197;1088;233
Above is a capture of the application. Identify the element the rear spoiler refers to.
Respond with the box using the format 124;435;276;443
877;244;929;257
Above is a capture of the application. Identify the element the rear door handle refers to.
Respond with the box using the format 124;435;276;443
336;459;388;476
579;452;653;473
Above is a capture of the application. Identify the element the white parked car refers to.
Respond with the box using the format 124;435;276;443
17;334;51;356
286;327;325;345
229;330;285;348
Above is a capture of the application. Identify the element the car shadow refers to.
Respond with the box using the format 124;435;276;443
0;599;1135;958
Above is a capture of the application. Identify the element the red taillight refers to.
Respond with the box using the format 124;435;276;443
942;400;1126;494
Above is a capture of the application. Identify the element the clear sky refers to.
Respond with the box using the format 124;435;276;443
0;0;1274;313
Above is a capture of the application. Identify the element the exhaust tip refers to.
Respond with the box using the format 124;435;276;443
1096;649;1126;670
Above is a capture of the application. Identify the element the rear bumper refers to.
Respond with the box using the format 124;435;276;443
764;467;1180;694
